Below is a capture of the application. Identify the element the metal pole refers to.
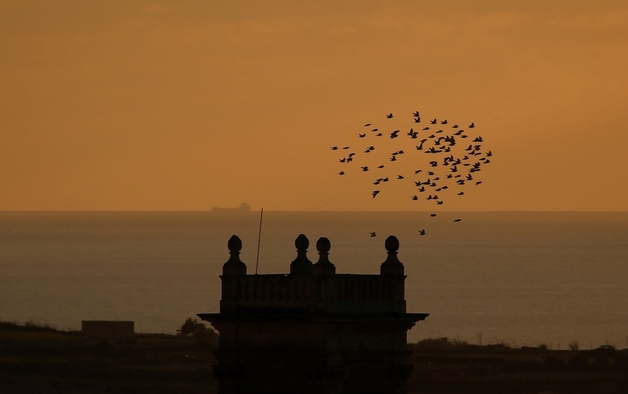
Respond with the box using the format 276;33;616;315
255;208;264;275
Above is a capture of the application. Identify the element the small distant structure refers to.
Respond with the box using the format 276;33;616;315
81;320;134;338
211;202;250;213
199;234;428;394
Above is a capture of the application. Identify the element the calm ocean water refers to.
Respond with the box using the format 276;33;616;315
0;211;626;349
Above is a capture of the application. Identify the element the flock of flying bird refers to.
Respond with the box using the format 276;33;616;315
331;111;492;237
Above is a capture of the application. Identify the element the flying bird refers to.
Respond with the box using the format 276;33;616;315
419;229;426;235
370;232;377;237
386;113;393;118
372;190;380;198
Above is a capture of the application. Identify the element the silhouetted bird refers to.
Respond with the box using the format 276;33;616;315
372;190;380;198
378;165;385;168
412;195;418;200
430;119;437;124
359;134;366;138
441;120;448;124
469;122;475;128
430;213;436;217
361;166;369;171
437;201;443;205
458;192;464;195
419;229;426;235
397;175;404;179
415;169;422;174
370;232;377;237
454;219;461;222
386;113;393;118
476;181;482;185
332;146;338;150
343;146;350;149
364;123;371;127
339;171;345;175
413;111;420;117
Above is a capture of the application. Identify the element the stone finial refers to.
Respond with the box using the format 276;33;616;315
295;233;309;251
228;234;242;253
223;235;247;276
380;235;404;276
313;237;335;276
385;235;399;253
290;234;313;275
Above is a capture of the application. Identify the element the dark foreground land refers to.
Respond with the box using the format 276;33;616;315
1;322;627;394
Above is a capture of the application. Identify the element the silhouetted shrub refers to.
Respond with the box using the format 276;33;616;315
178;318;218;340
568;340;579;351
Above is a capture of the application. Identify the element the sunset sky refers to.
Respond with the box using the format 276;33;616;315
1;1;627;211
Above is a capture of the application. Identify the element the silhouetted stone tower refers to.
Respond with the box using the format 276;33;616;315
198;234;428;394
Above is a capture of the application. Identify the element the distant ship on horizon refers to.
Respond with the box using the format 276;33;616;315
210;202;251;213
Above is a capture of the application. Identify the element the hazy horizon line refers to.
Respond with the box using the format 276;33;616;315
1;210;628;214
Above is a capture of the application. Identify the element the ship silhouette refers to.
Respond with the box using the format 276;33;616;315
211;202;250;213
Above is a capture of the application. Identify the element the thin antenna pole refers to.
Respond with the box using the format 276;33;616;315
255;208;264;275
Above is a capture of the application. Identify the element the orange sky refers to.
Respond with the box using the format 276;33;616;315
1;1;627;211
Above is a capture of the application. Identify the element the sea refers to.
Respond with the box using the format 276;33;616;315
0;211;626;349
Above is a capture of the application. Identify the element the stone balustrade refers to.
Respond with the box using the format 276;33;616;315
219;234;406;316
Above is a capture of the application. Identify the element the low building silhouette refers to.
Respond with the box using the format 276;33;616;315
199;234;428;394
